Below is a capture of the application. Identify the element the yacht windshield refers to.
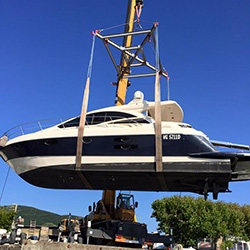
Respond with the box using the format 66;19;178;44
58;111;136;128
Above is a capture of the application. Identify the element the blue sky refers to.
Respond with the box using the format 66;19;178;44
0;0;250;232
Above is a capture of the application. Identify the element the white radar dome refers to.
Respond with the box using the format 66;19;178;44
133;91;144;101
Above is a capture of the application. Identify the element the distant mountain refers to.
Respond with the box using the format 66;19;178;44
17;205;83;226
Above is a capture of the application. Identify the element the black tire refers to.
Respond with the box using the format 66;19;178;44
69;236;74;243
78;236;83;244
9;232;16;244
20;233;26;245
131;243;142;249
0;237;9;245
94;238;103;245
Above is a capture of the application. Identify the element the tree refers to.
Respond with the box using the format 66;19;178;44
43;222;56;227
0;206;16;231
152;196;207;247
151;196;250;248
240;205;250;241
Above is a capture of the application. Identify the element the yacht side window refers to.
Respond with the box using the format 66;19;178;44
113;118;150;124
58;117;80;128
90;111;135;124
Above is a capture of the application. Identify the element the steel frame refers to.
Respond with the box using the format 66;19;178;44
95;24;168;80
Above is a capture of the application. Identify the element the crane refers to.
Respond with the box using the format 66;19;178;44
90;0;171;224
93;0;170;222
94;0;142;225
70;1;174;246
77;2;173;247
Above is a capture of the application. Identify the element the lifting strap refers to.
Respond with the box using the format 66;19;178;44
135;3;143;23
154;71;163;173
75;34;96;189
155;71;167;190
154;26;167;190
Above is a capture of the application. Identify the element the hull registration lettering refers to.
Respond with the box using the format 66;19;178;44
163;134;181;140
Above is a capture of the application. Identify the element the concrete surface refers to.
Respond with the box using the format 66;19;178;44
1;240;142;250
0;240;140;250
21;240;141;249
0;245;21;250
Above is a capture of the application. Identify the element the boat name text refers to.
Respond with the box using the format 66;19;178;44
162;134;181;140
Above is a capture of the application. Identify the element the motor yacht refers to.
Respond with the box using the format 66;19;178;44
0;91;249;198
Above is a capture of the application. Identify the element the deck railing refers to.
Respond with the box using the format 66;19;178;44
2;116;150;140
2;118;69;140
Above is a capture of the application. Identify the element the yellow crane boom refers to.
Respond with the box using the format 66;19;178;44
102;0;141;220
115;0;136;106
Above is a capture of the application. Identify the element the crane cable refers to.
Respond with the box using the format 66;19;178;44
75;33;96;189
146;34;171;101
162;67;170;100
0;166;10;205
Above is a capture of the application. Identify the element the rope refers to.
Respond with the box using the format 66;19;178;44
87;34;96;78
135;5;143;26
98;15;156;34
167;77;170;100
139;20;155;25
98;20;155;34
162;66;170;100
0;166;10;205
148;32;171;101
135;0;143;22
98;21;135;33
155;25;160;71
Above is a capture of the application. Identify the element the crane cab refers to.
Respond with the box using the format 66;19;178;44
116;193;138;222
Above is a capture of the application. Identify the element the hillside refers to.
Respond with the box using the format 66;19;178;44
17;205;83;226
